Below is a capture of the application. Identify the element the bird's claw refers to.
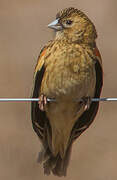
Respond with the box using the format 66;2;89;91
81;96;92;111
38;94;47;111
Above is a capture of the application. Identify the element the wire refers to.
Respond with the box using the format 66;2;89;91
0;98;116;102
92;98;117;102
0;98;54;102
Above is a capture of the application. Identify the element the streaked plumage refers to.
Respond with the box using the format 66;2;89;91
31;7;103;177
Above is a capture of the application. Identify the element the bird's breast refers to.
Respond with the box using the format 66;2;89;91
40;51;96;100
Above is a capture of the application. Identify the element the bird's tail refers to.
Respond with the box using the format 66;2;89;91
37;143;72;177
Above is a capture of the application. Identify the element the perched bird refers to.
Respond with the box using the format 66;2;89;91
31;7;103;177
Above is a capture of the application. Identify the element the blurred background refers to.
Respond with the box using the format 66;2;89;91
0;0;117;179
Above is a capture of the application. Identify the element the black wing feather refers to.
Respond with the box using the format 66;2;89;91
31;66;47;141
71;59;103;141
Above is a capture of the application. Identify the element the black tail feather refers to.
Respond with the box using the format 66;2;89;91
38;144;72;177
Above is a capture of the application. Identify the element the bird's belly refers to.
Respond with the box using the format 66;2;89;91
40;64;96;157
45;66;96;131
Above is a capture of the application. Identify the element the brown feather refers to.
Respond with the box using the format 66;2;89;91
31;7;103;177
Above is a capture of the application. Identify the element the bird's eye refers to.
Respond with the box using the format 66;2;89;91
66;20;73;25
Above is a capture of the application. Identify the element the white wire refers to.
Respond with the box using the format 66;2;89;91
0;98;116;102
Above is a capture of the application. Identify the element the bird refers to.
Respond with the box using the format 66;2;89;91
31;7;103;177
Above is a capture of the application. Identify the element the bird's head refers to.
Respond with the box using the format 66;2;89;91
48;7;97;44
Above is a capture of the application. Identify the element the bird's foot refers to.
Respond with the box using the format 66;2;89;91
81;96;92;111
38;94;47;111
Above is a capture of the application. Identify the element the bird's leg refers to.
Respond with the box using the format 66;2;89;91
38;94;47;111
81;96;92;111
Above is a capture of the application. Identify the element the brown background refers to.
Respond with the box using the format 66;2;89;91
0;0;117;179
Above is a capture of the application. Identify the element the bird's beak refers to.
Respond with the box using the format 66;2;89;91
48;19;62;31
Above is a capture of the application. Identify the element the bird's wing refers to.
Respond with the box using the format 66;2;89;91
71;46;103;141
31;44;51;144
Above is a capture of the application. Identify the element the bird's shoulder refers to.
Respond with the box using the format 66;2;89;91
34;40;54;75
81;43;102;67
34;40;79;74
